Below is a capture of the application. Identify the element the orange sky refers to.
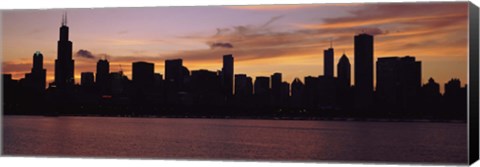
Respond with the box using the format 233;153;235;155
1;2;469;92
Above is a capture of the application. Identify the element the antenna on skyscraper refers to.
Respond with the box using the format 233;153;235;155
65;12;68;25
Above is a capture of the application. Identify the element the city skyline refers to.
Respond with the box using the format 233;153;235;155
2;2;468;93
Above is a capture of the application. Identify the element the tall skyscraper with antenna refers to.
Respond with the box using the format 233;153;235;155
54;13;75;89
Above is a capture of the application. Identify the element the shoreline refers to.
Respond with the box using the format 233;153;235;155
2;114;467;124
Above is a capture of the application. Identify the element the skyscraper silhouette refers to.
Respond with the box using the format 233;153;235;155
222;54;234;97
81;72;94;88
354;33;374;109
132;61;155;89
254;76;270;96
54;13;74;89
337;53;351;88
444;79;463;97
291;78;304;108
96;58;110;92
271;73;282;102
235;74;252;96
376;56;421;111
29;51;46;92
165;59;184;84
324;45;334;77
423;78;440;96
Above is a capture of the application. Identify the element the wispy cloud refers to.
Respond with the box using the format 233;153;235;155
209;42;234;49
75;49;96;59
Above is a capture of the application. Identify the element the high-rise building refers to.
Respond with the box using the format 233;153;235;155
444;79;462;97
235;74;252;96
165;59;183;83
421;78;441;109
443;78;467;114
191;69;219;92
54;14;74;89
304;76;320;108
337;53;351;88
254;76;270;96
291;78;304;107
110;71;129;95
423;78;440;96
280;81;290;103
132;61;155;89
81;72;94;88
354;33;374;109
246;77;253;97
324;47;334;77
222;54;234;97
29;51;46;92
96;58;110;91
318;76;336;107
376;56;421;110
271;73;282;98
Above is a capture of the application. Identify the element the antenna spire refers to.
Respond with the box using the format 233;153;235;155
61;11;67;26
65;12;68;25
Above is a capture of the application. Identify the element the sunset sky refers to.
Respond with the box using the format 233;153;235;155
1;2;469;92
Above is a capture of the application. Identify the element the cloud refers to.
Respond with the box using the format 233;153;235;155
209;42;234;49
75;49;96;59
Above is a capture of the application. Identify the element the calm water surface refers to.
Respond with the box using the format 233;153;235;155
3;116;467;164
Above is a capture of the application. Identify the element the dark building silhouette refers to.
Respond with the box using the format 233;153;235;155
165;59;184;85
191;69;222;105
376;56;421;111
81;72;94;88
271;73;282;104
443;78;467;118
423;78;440;96
304;76;320;108
271;73;282;94
154;73;164;92
291;78;304;108
318;76;336;108
445;79;461;94
421;78;442;112
324;46;334;77
165;59;190;105
132;61;155;90
96;58;110;93
235;74;253;96
110;71;129;96
280;81;290;105
354;33;374;109
444;78;464;97
254;76;270;107
222;55;234;97
54;14;74;89
254;76;270;96
25;51;47;92
3;74;14;85
337;53;351;88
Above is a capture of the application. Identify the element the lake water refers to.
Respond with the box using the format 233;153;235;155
2;116;468;164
